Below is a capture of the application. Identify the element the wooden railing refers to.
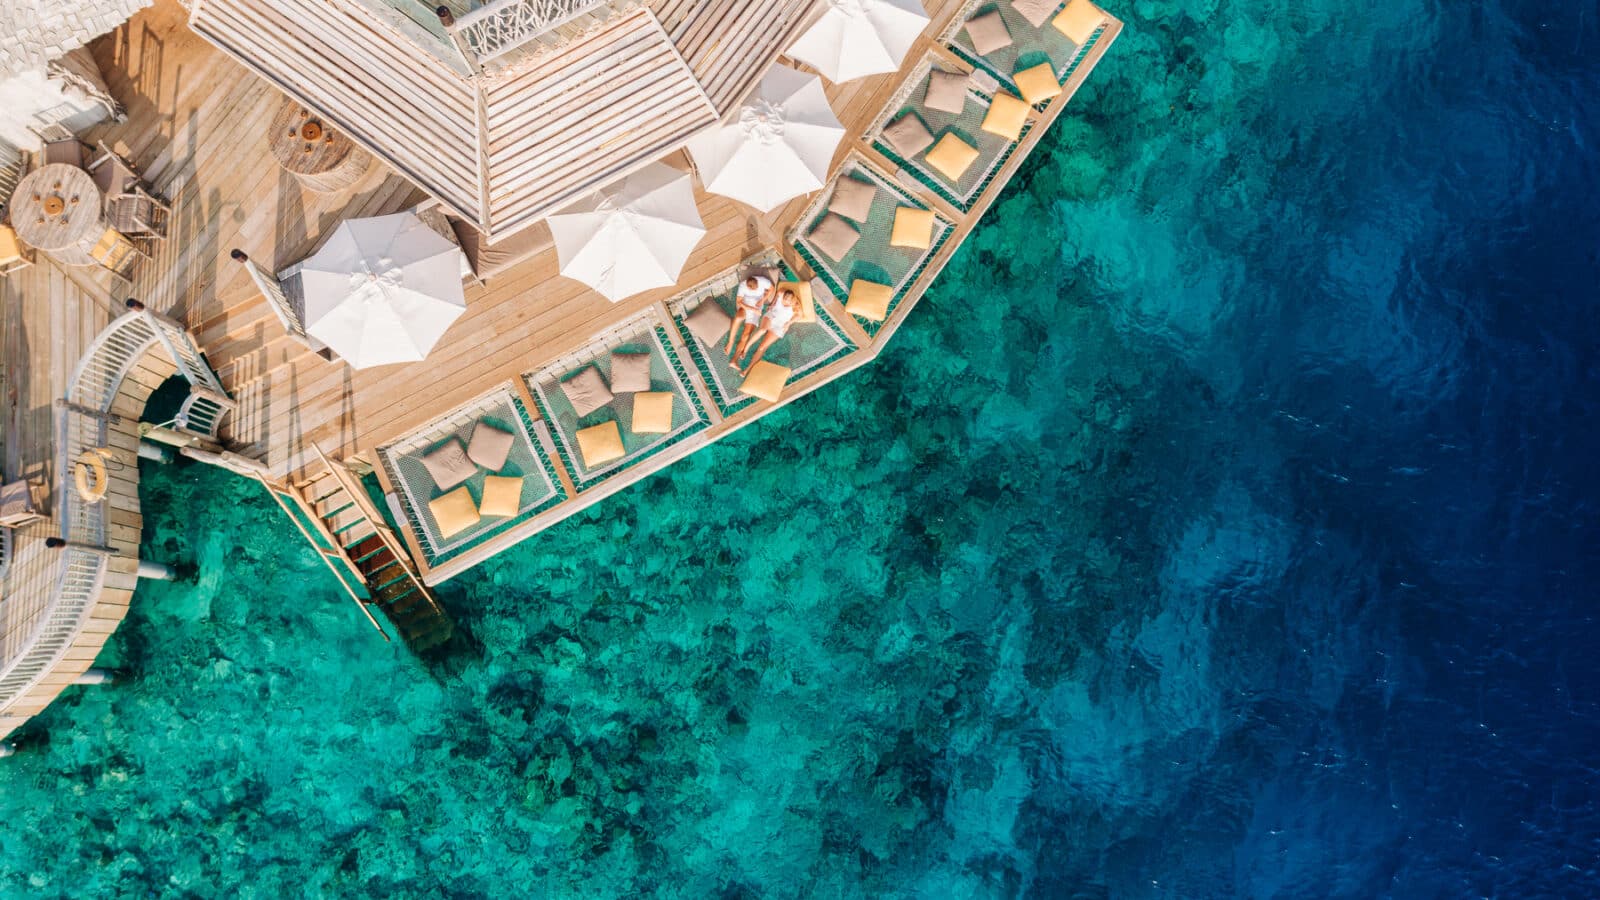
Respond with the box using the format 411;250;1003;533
234;252;311;345
0;548;106;704
0;308;234;712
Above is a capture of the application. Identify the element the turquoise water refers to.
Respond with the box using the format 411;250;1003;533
7;0;1600;895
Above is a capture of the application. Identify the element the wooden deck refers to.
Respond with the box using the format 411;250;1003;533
7;0;1118;583
83;0;1018;476
0;0;1119;734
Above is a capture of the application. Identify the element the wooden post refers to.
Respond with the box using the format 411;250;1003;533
437;7;481;75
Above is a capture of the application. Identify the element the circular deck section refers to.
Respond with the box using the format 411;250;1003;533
0;313;186;737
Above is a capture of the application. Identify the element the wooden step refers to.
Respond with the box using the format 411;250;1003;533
373;578;418;605
299;470;341;503
340;519;376;547
324;505;369;534
315;489;354;519
359;550;398;577
345;534;386;563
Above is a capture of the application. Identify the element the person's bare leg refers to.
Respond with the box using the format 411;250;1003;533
724;317;745;355
734;326;767;371
746;332;782;367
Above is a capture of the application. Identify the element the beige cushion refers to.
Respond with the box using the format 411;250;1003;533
576;421;626;467
828;176;877;223
890;207;936;250
844;279;894;322
428;486;480;538
981;92;1031;140
420;438;476;491
685;299;733;346
1053;0;1104;43
925;133;981;181
1014;62;1064;104
965;11;1013;55
740;361;791;402
451;217;551;282
561;365;613;417
808;213;861;261
609;351;651;393
1011;0;1061;28
773;280;816;324
882;113;935;158
631;391;674;434
466;420;514;471
924;69;970;114
478;474;523;518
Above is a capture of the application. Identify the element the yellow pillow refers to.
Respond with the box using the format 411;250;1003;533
925;133;980;181
576;420;625;467
981;93;1030;141
1052;0;1105;44
631;391;674;434
890;207;936;250
773;280;816;324
740;360;791;402
428;486;480;538
0;225;24;262
478;475;523;518
1014;63;1064;105
845;279;894;322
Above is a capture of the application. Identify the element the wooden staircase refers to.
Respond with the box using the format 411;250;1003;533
259;450;454;652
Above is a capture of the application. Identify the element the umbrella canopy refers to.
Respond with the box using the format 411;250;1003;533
546;163;707;302
301;211;467;369
685;65;846;212
786;0;930;84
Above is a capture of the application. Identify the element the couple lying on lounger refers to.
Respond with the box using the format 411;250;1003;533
724;273;800;373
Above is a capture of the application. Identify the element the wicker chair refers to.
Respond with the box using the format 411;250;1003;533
41;139;87;167
88;142;170;240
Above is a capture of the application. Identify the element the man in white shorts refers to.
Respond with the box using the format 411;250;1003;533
724;273;774;356
734;288;802;373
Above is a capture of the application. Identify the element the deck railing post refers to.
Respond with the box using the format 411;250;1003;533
437;7;482;75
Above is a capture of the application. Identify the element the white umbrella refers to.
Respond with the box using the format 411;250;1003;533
301;211;467;369
546;163;706;302
685;65;846;212
786;0;930;84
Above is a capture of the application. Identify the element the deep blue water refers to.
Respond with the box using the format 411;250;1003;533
4;0;1600;895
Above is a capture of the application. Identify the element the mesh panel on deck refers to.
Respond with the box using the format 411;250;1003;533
529;323;710;490
868;55;1028;210
667;254;857;415
946;0;1091;90
792;159;954;335
381;388;561;559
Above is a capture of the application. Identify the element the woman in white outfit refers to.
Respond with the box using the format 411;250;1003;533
734;289;801;372
724;274;774;356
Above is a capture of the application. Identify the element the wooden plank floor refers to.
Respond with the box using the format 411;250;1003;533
0;259;122;514
63;0;972;482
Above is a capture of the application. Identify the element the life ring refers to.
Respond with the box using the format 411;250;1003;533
73;448;115;504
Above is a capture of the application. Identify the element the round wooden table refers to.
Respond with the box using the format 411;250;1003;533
269;102;373;193
9;164;105;266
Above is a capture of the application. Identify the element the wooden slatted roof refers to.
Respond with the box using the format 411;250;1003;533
187;0;824;239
